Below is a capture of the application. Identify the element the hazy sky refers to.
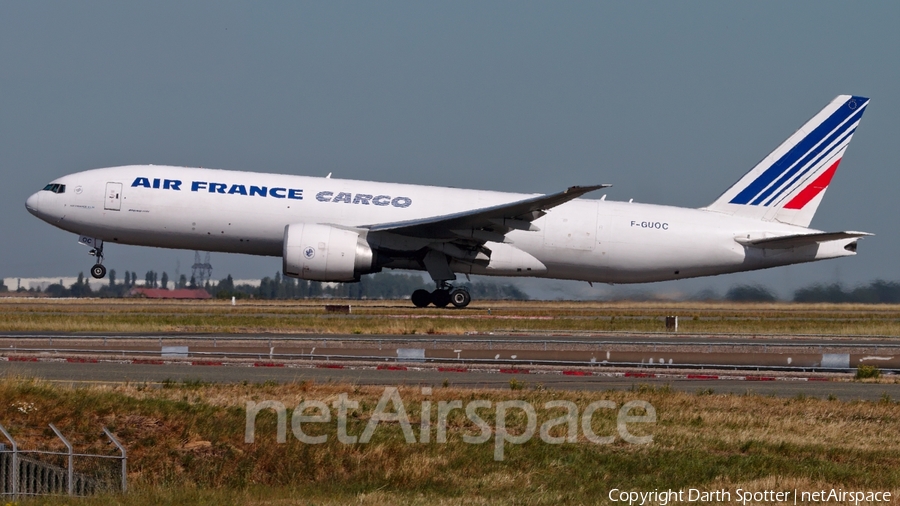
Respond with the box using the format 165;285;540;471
2;2;898;298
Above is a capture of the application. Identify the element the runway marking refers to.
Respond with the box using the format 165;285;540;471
36;379;166;387
376;365;408;371
0;354;838;382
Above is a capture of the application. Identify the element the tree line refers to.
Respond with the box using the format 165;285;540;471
719;280;900;303
11;269;204;298
214;271;528;301
2;270;529;301
7;272;900;303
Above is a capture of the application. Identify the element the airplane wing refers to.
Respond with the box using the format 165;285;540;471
736;231;873;249
362;184;609;241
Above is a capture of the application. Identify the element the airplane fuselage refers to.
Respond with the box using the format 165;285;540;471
26;165;857;284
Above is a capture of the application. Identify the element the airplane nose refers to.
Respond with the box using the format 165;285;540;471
25;192;40;215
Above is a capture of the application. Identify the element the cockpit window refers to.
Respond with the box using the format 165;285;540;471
41;183;66;194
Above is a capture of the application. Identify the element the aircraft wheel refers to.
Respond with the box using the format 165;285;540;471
90;264;107;279
450;288;471;308
431;289;451;308
411;289;432;308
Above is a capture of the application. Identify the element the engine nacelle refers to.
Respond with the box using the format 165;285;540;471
283;223;375;281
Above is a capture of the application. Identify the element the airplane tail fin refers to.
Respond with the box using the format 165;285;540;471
704;95;869;228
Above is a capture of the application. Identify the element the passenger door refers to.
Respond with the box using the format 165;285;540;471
105;182;122;211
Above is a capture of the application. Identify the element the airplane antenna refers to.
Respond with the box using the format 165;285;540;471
326;172;332;179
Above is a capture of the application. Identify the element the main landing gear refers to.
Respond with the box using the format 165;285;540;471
411;281;471;309
88;241;106;279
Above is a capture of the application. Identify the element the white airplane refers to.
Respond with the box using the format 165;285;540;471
26;95;870;308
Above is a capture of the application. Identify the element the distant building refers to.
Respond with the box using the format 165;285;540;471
3;277;80;291
232;279;262;287
3;277;152;291
128;288;212;299
3;276;257;292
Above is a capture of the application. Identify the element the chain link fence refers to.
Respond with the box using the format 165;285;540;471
0;423;126;498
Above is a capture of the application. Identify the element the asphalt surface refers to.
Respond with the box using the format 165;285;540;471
2;331;898;401
6;331;900;347
2;360;898;401
3;332;899;372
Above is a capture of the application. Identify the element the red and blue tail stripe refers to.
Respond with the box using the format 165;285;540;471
728;96;868;208
705;95;869;228
782;158;840;210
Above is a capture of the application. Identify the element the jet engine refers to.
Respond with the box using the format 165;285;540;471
282;223;375;281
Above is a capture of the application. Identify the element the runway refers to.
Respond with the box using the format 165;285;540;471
2;332;899;372
2;360;898;401
0;331;898;400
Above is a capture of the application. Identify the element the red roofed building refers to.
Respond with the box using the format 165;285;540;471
128;288;212;299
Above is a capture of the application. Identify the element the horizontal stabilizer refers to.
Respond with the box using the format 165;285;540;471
735;231;872;249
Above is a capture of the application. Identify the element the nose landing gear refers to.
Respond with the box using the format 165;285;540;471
86;240;106;279
411;282;471;308
90;262;107;279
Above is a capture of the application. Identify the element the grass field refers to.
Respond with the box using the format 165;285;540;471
0;377;897;505
2;299;899;504
3;298;900;337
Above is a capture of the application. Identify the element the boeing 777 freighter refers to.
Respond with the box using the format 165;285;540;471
26;95;871;307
